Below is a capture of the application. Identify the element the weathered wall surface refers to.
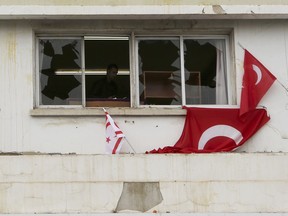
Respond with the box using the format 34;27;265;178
0;0;288;5
0;154;288;213
1;6;288;214
1;19;288;154
2;2;288;20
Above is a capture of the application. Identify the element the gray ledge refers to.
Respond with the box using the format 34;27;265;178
30;107;187;116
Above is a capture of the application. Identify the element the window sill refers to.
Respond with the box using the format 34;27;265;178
30;107;187;116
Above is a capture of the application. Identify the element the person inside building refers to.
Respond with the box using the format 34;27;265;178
89;63;119;98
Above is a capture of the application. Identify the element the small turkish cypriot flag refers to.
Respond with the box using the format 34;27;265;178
104;109;125;154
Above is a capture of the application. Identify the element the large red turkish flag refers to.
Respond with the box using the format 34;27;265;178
240;49;276;116
148;107;270;153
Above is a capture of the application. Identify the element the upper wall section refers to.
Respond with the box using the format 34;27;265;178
1;0;288;5
2;1;288;20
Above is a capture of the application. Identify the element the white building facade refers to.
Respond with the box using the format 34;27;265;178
1;0;288;214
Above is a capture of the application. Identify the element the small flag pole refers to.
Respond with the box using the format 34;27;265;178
276;80;288;92
124;137;136;154
238;42;245;50
238;42;288;92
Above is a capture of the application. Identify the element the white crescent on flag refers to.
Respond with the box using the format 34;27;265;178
198;124;244;150
252;64;262;85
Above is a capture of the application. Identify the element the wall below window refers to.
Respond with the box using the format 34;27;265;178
0;153;287;213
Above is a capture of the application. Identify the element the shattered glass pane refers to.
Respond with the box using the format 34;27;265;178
39;39;82;105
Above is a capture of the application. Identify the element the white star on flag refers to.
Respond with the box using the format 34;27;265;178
104;109;125;154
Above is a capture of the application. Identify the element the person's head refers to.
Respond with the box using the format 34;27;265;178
106;64;118;81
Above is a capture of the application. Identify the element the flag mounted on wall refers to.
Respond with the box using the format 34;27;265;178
104;109;125;154
148;107;270;153
240;49;276;116
147;47;275;154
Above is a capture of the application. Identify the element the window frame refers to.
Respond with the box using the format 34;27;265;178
135;35;232;107
36;36;84;108
36;35;131;108
35;33;232;110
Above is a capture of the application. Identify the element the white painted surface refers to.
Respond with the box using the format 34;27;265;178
0;154;287;213
2;4;288;19
1;6;288;213
1;215;288;216
1;19;288;154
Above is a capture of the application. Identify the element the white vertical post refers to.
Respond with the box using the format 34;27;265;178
180;36;186;105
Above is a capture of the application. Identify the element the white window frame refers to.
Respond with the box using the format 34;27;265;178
35;33;232;110
134;35;232;107
36;36;83;108
36;35;131;108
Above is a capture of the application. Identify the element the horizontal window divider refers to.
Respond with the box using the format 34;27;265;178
84;36;129;40
55;70;130;75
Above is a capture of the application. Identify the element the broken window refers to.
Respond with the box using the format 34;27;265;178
137;37;228;106
37;35;229;108
39;38;82;106
38;37;130;107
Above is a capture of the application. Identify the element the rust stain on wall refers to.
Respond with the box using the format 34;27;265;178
7;31;16;63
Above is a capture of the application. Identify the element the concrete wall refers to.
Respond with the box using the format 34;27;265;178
0;154;288;213
2;1;288;19
1;8;288;214
1;19;288;154
1;0;288;5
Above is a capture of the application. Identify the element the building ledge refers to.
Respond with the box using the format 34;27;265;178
2;5;288;20
0;152;287;182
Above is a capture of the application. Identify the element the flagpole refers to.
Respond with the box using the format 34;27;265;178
238;42;288;93
124;137;136;154
238;42;245;50
276;80;288;92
